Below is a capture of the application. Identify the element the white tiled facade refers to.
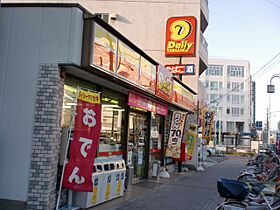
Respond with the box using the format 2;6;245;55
200;58;252;133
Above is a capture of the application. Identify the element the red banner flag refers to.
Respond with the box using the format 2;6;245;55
63;90;101;192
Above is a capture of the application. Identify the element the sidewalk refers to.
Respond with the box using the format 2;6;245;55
88;155;227;210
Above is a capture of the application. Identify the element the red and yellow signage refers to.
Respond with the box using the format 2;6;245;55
63;90;101;192
165;16;197;57
155;65;173;101
173;80;196;111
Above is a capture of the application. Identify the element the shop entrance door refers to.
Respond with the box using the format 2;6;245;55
128;112;148;180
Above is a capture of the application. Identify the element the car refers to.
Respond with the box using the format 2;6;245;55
198;146;216;157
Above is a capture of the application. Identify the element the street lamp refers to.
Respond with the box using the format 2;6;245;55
267;74;280;146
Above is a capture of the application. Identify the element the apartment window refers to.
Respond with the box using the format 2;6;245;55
207;65;223;76
232;95;240;104
241;83;244;91
210;94;218;102
232;82;239;91
226;108;230;114
227;82;231;89
227;122;235;132
232;108;240;116
219;82;223;89
240;108;244;115
210;81;218;90
241;95;245;104
227;66;244;77
227;95;231;103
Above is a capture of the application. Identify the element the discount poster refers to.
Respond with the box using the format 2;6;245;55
166;111;187;158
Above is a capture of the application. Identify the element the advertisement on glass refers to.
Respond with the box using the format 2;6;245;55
155;65;173;101
117;41;140;85
139;57;156;93
92;23;117;72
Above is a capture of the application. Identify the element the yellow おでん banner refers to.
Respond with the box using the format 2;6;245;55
166;111;187;158
202;110;214;145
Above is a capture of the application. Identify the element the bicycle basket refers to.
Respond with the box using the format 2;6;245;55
217;179;249;200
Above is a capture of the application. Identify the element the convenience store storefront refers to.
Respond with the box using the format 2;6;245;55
60;16;196;182
0;5;198;209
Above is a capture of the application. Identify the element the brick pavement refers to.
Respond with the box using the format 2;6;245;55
87;155;248;210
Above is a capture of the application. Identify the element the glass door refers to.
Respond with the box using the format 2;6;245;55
128;112;148;180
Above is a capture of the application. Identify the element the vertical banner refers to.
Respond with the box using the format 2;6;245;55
202;111;214;145
186;124;197;160
166;111;187;158
63;90;101;192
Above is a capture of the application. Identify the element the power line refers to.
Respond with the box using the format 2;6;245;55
201;51;280;109
264;0;280;9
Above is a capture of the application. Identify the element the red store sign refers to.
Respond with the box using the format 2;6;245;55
63;90;101;192
128;92;168;116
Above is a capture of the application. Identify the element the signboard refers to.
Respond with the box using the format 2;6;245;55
165;16;197;57
155;65;173;101
202;111;214;145
165;64;195;75
267;85;275;93
117;41;140;84
166;111;187;158
186;124;197;160
128;92;168;116
173;80;196;111
256;121;263;130
63;90;101;192
140;57;156;93
93;23;117;72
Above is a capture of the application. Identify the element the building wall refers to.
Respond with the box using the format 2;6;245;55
83;0;204;92
200;58;252;133
0;6;83;205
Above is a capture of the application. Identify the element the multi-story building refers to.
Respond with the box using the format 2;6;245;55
2;0;209;93
200;58;252;133
82;0;209;93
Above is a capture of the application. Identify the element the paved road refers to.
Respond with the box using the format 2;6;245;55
113;156;248;210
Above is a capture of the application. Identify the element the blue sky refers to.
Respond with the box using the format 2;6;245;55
204;0;280;130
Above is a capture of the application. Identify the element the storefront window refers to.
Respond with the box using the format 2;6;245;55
149;113;163;163
61;80;126;159
99;89;126;157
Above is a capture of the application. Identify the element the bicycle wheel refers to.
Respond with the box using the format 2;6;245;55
216;201;247;210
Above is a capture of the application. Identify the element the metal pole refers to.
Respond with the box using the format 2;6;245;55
56;88;80;210
218;110;222;145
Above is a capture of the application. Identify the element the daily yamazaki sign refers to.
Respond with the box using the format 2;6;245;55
165;16;197;57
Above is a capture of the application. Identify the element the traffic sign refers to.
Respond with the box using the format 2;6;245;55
256;121;263;130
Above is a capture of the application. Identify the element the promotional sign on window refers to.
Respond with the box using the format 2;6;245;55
166;111;187;158
63;90;101;192
140;57;156;93
155;65;173;101
202;111;214;145
173;80;196;111
165;16;197;57
93;23;117;72
117;41;140;85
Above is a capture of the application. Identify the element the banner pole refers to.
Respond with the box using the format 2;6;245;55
56;87;80;210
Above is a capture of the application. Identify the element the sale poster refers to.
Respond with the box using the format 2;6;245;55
166;111;187;158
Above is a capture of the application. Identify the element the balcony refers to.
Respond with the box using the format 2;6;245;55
199;32;208;75
200;0;209;32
